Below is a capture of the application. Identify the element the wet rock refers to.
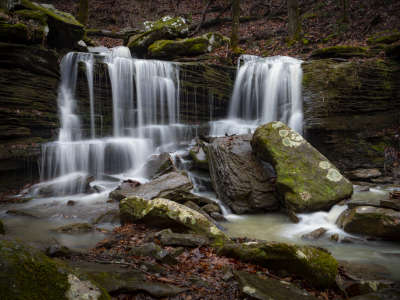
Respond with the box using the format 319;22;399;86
45;244;74;258
92;185;106;193
119;196;229;245
0;220;4;235
337;206;400;241
109;179;141;201
287;210;300;223
127;16;189;57
381;197;400;211
189;144;209;171
349;288;400;300
207;134;279;214
210;212;227;222
93;209;120;225
347;198;382;209
183;200;201;212
148;32;229;59
252;121;353;213
0;239;110;299
218;241;338;288
354;185;371;192
235;270;318;300
159;190;214;206
142;152;176;179
67;200;76;206
347;169;382;181
129;242;176;264
110;171;192;201
157;229;209;247
339;260;392;281
53;223;94;233
6;209;40;218
337;277;393;298
330;234;339;242
202;203;221;214
32;174;95;197
301;227;328;241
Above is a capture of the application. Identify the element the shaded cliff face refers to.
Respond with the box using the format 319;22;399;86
302;58;400;171
0;43;59;192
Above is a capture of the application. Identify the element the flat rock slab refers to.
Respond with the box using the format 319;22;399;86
235;270;317;300
206;134;278;214
110;171;193;201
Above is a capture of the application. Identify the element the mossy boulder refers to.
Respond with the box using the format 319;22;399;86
310;45;369;59
219;241;338;288
0;23;29;44
15;9;47;25
148;32;229;59
119;196;229;246
337;206;400;241
127;16;188;57
17;0;84;49
0;239;110;300
367;31;400;45
251;122;353;212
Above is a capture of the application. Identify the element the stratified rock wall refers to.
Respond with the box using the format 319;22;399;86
302;58;400;171
0;42;59;191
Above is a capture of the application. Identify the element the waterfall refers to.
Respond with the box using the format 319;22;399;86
210;55;303;136
39;47;189;195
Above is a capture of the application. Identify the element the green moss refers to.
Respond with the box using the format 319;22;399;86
0;23;29;43
218;241;338;288
15;9;47;24
310;45;369;58
367;31;400;45
20;0;83;27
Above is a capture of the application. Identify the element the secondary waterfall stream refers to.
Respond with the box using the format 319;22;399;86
1;48;400;279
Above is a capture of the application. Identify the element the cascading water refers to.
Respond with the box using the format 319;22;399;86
38;47;191;195
210;55;303;136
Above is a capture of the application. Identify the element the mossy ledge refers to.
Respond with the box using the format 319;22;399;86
310;45;369;59
218;241;338;289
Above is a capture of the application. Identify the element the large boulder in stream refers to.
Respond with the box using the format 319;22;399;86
109;171;193;201
219;241;338;288
0;239;110;300
337;206;400;241
119;196;229;246
206;134;279;214
251;121;353;213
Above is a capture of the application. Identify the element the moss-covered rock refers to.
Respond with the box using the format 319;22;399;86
251;122;353;212
148;32;229;59
18;0;84;49
189;145;209;171
119;196;229;246
0;239;110;300
0;23;29;44
127;16;188;57
337;206;400;241
367;31;400;45
219;241;338;288
14;9;47;25
310;45;369;59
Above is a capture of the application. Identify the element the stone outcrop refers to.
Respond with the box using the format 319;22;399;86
206;134;278;214
252;121;353;213
0;42;59;192
302;58;400;172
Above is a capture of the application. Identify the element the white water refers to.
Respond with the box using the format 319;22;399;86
38;47;194;195
210;55;303;136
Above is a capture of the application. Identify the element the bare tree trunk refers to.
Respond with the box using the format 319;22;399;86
231;0;240;51
287;0;301;41
78;0;89;26
340;0;348;23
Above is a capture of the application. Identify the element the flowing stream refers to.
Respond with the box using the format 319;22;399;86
1;49;400;279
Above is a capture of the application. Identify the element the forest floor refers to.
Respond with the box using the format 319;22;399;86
44;0;399;61
66;223;344;300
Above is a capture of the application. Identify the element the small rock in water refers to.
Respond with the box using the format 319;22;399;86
354;185;370;192
287;210;300;223
347;168;382;181
301;227;328;240
330;234;339;242
6;209;40;218
210;212;227;222
53;223;94;233
67;200;76;206
46;244;74;258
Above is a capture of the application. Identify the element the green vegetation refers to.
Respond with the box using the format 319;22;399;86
310;45;369;58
